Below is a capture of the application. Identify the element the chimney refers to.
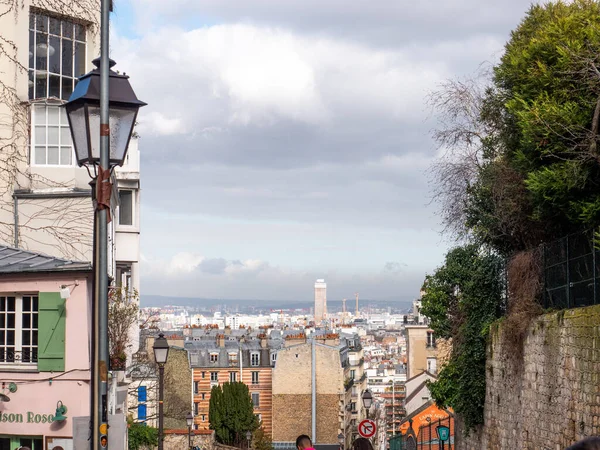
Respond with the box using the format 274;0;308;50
217;333;225;347
260;335;268;349
224;327;232;335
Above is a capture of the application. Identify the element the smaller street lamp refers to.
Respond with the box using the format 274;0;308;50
362;390;373;419
153;333;170;450
186;412;194;450
338;433;344;450
246;431;252;450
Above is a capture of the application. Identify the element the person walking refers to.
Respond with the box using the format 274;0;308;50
352;438;374;450
296;435;315;450
567;437;600;450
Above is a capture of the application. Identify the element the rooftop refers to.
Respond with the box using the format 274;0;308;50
0;245;91;273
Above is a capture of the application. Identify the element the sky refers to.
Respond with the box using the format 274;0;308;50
110;0;536;302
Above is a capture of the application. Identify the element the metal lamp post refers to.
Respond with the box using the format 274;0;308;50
246;431;252;450
63;4;145;444
362;390;373;420
338;433;344;450
186;412;194;450
153;333;170;450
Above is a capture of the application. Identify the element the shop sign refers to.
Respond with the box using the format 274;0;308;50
0;410;55;423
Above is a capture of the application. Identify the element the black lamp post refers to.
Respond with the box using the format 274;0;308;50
246;431;252;450
362;390;373;420
153;333;170;450
186;412;194;450
338;433;344;450
63;20;145;447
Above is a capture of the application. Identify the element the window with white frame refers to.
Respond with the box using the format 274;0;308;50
251;392;259;407
28;13;86;167
194;402;199;415
228;352;238;365
251;371;259;385
229;371;237;382
210;353;218;363
271;352;277;365
210;371;218;382
0;295;38;365
31;104;73;166
250;352;260;366
193;381;199;394
118;190;134;226
29;12;86;100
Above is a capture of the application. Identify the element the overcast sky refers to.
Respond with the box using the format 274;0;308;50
111;0;536;302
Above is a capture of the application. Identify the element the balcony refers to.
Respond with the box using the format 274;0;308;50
350;357;365;367
344;378;354;391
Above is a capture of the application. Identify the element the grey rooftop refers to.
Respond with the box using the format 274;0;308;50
0;245;91;273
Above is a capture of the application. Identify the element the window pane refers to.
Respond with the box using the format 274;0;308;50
48;146;59;165
29;31;34;69
62;77;73;100
28;71;34;99
49;17;60;35
48;106;59;124
23;314;30;328
49;36;60;74
33;315;38;329
23;330;30;345
35;126;46;145
7;298;14;311
36;32;48;71
32;330;38;345
74;42;85;76
35;71;47;98
62;39;73;77
75;23;86;41
34;105;46;123
29;13;35;29
60;147;72;165
61;126;72;146
36;14;47;33
33;297;38;311
119;190;133;225
7;330;14;345
49;74;60;98
62;20;73;39
48;126;59;145
34;147;46;165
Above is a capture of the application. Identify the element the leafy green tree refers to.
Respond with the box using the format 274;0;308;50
252;426;274;450
127;421;158;450
432;0;600;255
421;245;504;432
209;382;259;446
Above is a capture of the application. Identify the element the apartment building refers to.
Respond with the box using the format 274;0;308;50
186;331;281;435
271;332;365;449
405;325;437;379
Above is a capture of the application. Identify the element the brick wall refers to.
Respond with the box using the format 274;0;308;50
457;305;600;450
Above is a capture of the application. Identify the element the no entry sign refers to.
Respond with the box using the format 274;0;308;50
358;419;376;438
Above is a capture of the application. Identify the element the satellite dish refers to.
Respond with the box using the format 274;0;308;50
0;393;10;402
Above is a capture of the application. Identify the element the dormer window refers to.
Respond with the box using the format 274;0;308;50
250;352;260;366
210;353;218;363
228;352;238;364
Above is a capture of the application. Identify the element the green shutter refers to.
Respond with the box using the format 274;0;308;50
38;292;66;372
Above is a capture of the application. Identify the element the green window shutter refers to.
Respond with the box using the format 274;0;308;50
38;292;66;372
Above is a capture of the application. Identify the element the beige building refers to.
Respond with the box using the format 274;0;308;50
0;0;143;360
405;325;437;379
272;333;359;448
314;279;327;323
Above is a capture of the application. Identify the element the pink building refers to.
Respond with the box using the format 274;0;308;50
0;246;92;450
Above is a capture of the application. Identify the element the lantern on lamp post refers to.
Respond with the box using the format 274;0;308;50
153;333;170;450
362;390;373;419
63;55;145;450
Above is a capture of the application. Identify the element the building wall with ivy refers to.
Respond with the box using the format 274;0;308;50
458;305;600;449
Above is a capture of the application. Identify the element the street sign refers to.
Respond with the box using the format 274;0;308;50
358;419;376;438
436;425;450;442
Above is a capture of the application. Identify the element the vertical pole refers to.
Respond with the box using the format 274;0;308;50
93;0;111;447
188;425;192;450
159;364;165;450
311;339;316;445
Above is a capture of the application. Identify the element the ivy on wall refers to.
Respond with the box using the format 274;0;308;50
421;245;505;432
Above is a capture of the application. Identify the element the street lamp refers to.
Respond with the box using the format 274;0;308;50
153;333;170;450
338;433;344;450
246;431;252;450
362;390;373;419
186;412;194;450
63;0;145;444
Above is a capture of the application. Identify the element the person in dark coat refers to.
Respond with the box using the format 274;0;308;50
567;437;600;450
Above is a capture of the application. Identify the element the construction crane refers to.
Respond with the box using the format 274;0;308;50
355;292;359;317
342;298;347;314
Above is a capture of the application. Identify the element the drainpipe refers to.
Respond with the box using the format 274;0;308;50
312;339;316;444
12;193;18;248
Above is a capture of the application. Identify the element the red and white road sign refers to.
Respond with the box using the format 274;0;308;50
358;419;376;438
